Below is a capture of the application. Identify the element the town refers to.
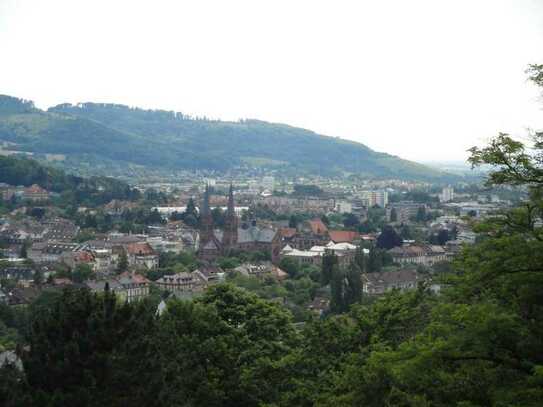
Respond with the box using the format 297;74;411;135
0;171;515;319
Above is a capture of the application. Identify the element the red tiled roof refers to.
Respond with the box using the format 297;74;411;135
119;271;150;284
280;227;297;238
125;242;156;256
329;230;358;243
75;251;95;263
308;219;328;235
25;184;47;194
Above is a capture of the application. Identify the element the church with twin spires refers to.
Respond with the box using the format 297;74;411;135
198;184;282;263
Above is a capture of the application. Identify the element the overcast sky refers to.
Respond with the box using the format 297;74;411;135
1;0;543;163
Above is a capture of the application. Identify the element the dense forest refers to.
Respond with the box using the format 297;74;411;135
1;122;542;405
0;155;139;206
0;94;451;180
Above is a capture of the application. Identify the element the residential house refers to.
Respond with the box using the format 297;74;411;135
388;244;450;266
234;262;288;280
307;296;330;316
124;242;159;270
61;250;96;270
362;269;419;295
28;242;79;263
22;184;49;201
117;272;151;303
155;272;202;294
194;265;225;285
280;241;359;267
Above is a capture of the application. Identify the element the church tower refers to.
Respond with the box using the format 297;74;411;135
199;184;214;246
222;183;238;250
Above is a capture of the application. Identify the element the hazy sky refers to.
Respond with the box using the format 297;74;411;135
1;0;543;163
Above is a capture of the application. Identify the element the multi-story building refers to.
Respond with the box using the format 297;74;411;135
28;242;79;263
22;184;49;202
124;242;159;270
387;202;427;223
280;241;360;267
262;176;275;191
440;186;454;203
360;190;388;208
362;269;420;295
155;272;202;294
117;272;151;303
388;244;450;265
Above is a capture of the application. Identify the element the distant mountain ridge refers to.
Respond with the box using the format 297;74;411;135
0;95;454;180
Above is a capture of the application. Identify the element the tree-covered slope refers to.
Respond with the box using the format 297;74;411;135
0;95;451;180
0;155;139;206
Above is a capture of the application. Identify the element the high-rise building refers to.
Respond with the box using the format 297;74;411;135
440;186;454;203
360;190;388;208
262;176;275;191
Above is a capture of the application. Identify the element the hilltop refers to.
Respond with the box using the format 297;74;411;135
0;95;453;180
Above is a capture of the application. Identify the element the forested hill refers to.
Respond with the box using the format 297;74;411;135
0;155;139;206
0;95;451;180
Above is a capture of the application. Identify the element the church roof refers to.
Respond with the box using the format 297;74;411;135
202;238;221;250
238;226;276;243
307;219;328;235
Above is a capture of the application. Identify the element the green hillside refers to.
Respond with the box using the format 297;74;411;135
0;95;453;180
0;154;139;206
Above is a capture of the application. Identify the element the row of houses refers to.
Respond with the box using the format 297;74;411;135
28;240;159;272
388;243;451;266
280;218;360;250
280;241;362;267
0;183;50;202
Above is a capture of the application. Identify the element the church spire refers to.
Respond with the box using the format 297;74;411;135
227;183;235;217
222;183;238;250
199;183;214;246
202;183;211;217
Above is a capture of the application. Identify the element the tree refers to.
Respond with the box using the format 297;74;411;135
353;246;366;274
19;243;27;259
211;207;225;228
389;207;398;222
399;224;413;240
288;214;299;228
329;264;345;314
343;262;363;308
415;206;427;222
366;248;382;273
321;251;338;286
159;284;297;406
33;270;43;287
279;257;300;278
437;228;450;245
343;213;360;229
376;225;402;250
320;214;330;226
146;209;164;225
117;251;128;273
71;263;93;283
182;198;199;227
20;287;161;406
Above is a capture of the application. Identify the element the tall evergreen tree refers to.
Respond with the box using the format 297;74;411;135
117;251;128;273
344;262;363;308
321;251;338;286
389;207;398;222
330;264;345;313
376;225;403;250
